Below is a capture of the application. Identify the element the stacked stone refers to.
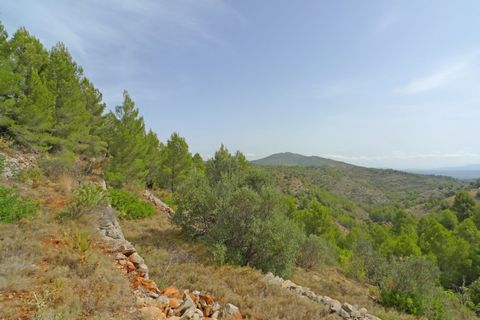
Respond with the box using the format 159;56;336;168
264;273;381;320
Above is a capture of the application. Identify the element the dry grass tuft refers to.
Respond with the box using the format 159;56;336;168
56;173;76;195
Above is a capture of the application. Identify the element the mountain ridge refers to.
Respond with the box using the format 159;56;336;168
251;152;354;168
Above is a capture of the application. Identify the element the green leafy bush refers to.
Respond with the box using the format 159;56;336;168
0;186;37;222
62;183;105;218
379;257;447;319
107;189;156;220
175;147;302;277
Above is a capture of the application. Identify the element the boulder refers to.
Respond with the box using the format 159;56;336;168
177;293;196;315
358;307;368;316
281;279;297;289
128;252;144;265
337;308;351;319
136;263;149;278
126;261;136;272
169;298;182;309
219;303;242;320
162;286;183;299
139;306;166;320
342;302;357;314
325;298;342;313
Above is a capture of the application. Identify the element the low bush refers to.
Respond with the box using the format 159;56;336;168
296;234;337;270
17;167;43;188
61;183;105;218
38;152;76;178
0;186;37;222
0;136;13;152
107;188;156;220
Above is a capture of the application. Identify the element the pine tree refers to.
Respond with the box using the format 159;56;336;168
192;152;205;172
0;27;54;149
105;91;148;188
46;43;90;153
144;129;163;188
80;78;107;156
0;23;17;134
14;68;55;148
161;132;192;192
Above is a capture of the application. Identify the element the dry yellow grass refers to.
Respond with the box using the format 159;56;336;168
0;179;140;320
0;213;139;320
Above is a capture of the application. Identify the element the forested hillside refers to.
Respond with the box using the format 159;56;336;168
254;152;463;206
1;23;480;320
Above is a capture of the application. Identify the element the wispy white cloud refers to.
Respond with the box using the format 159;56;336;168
0;0;240;107
393;54;477;95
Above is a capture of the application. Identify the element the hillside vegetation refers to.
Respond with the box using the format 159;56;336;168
254;152;463;206
1;22;480;320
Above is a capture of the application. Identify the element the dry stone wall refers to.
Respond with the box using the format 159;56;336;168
264;273;381;320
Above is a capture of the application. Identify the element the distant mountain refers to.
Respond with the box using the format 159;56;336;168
253;152;465;206
251;152;351;168
408;164;480;180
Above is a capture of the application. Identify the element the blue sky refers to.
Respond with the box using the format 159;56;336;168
1;0;480;169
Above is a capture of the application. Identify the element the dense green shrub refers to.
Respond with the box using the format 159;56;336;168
107;188;156;220
62;183;105;218
296;234;337;270
0;186;36;222
175;147;302;277
452;191;476;221
379;257;448;319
